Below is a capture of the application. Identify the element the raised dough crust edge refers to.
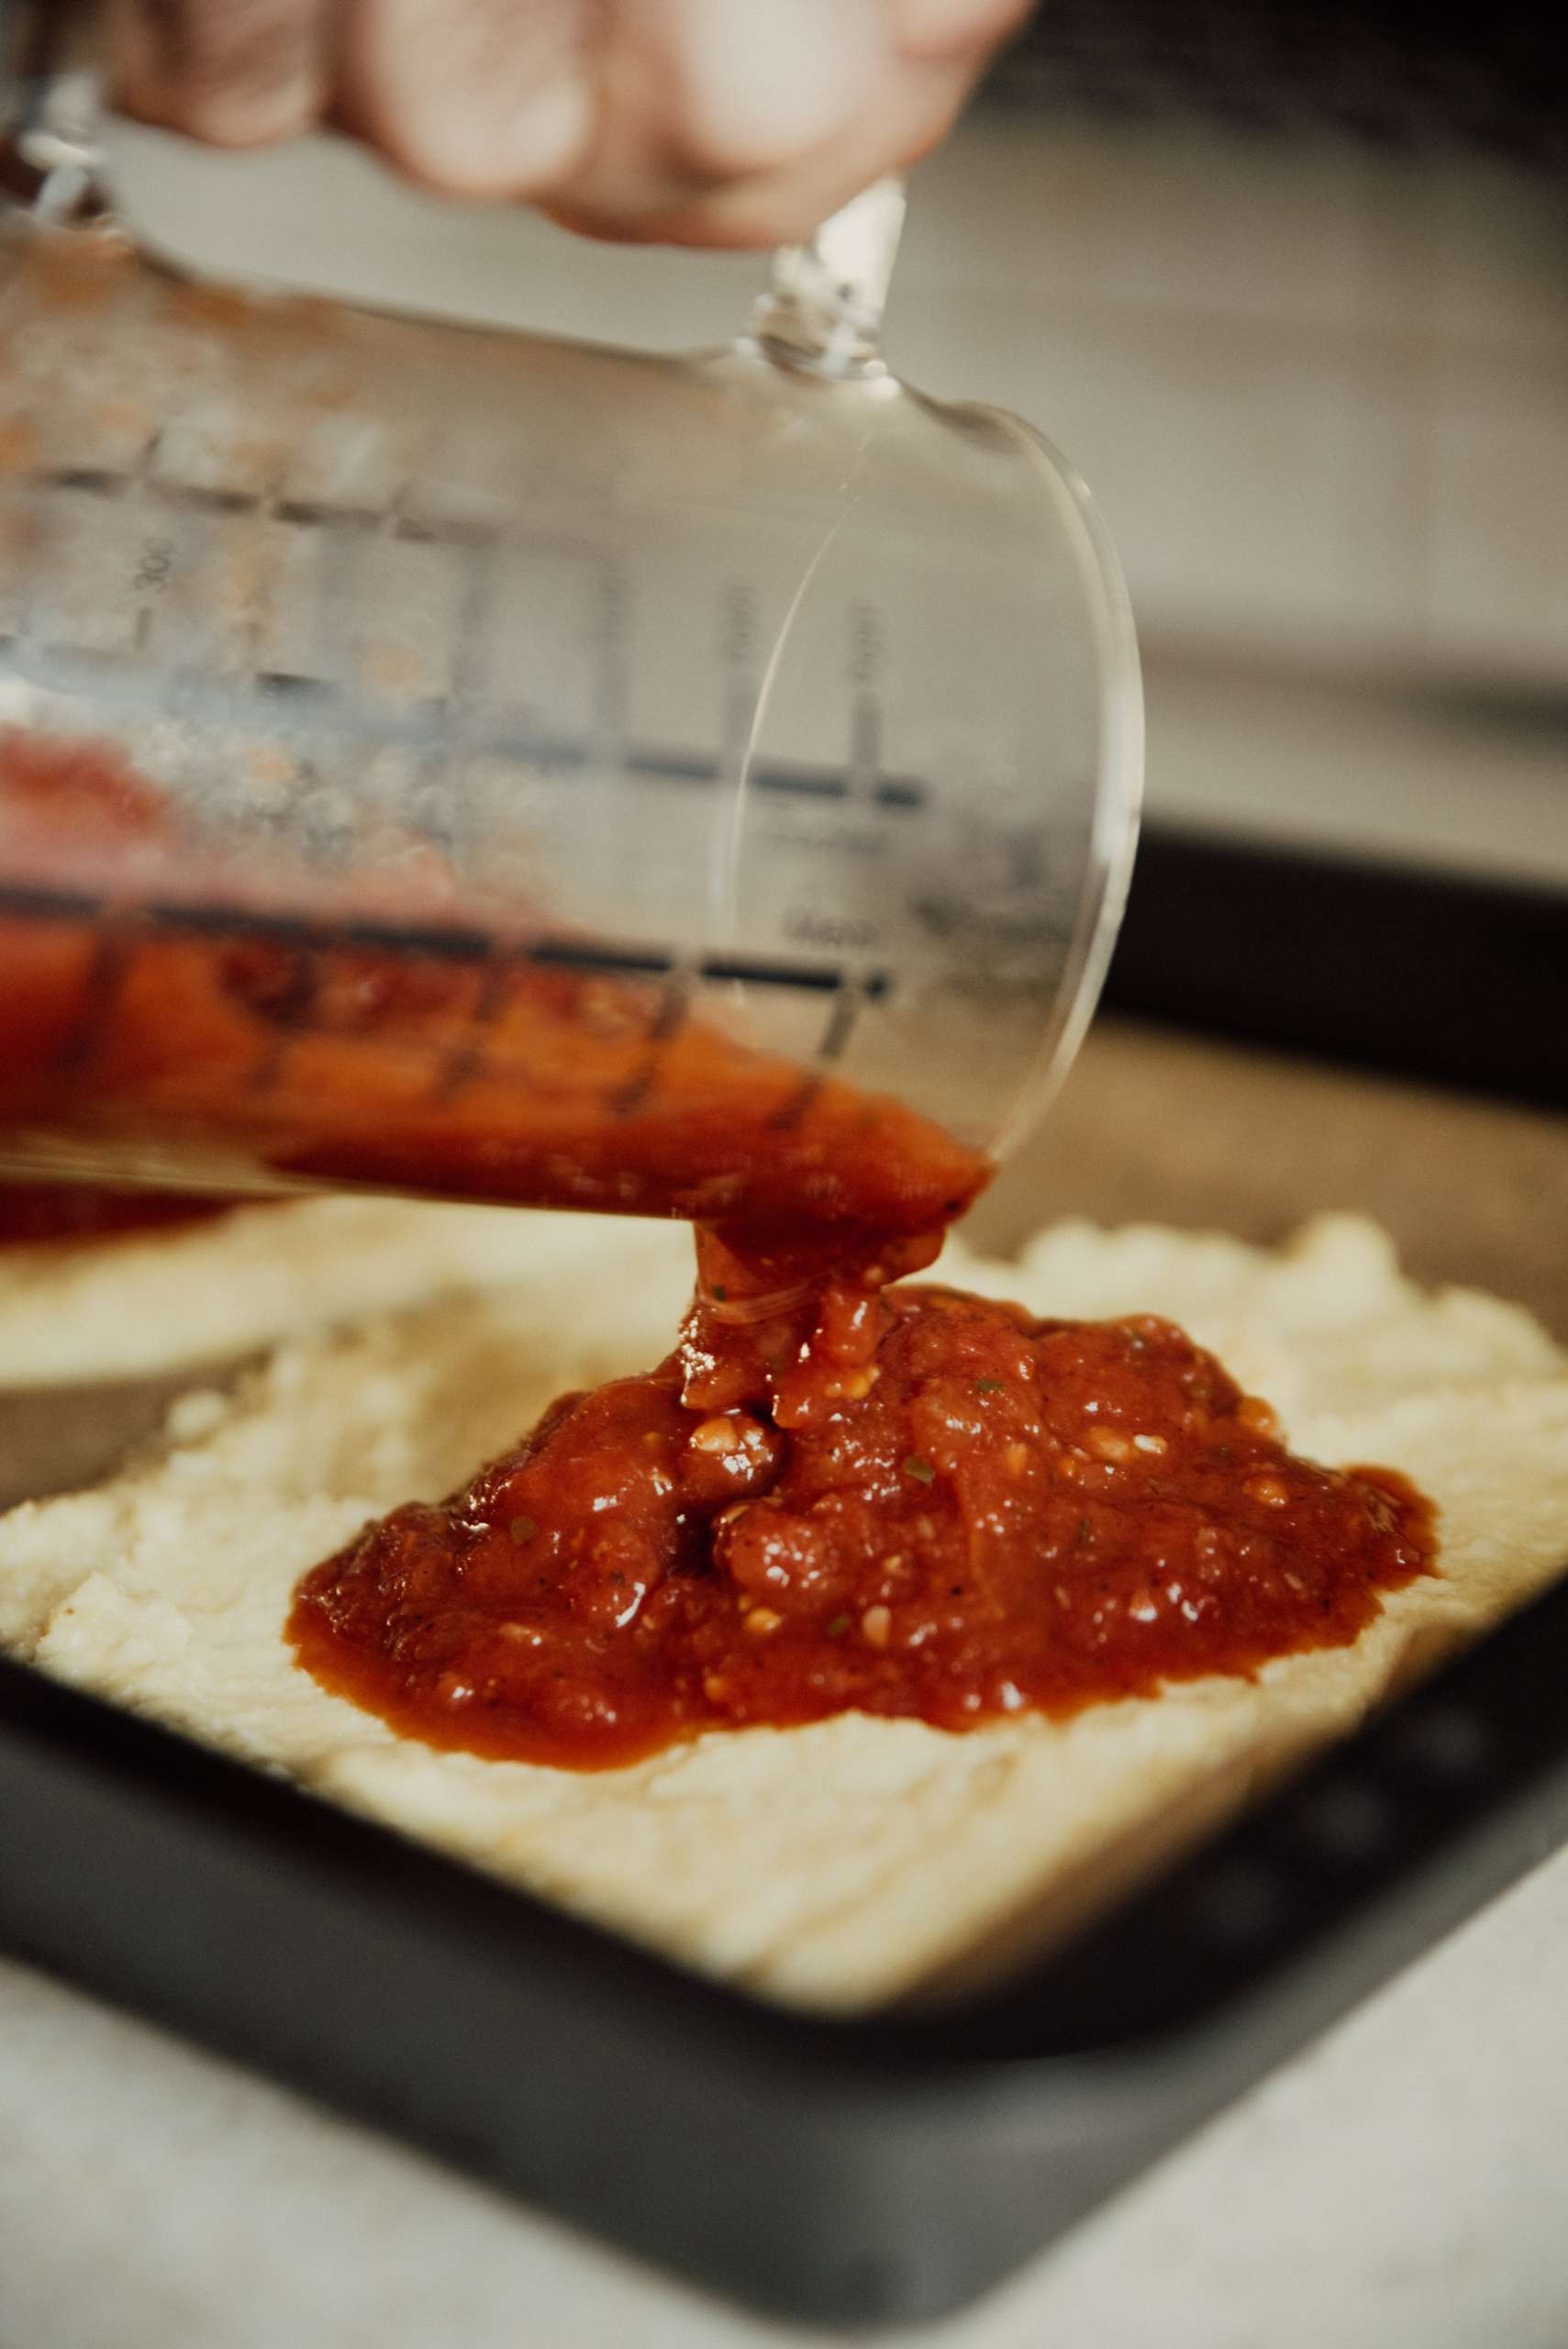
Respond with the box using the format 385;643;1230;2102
0;1196;626;1385
1;1209;1564;2010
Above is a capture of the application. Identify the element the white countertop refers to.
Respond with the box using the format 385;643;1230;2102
4;1840;1568;2349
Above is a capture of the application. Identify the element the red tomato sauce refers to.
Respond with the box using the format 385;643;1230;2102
291;1246;1434;1770
0;1185;248;1246
0;729;984;1237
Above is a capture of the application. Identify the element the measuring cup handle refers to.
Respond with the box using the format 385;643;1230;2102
750;175;906;378
0;0;112;224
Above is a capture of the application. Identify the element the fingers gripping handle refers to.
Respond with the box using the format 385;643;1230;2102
0;8;903;334
751;174;906;377
0;6;905;359
0;0;108;221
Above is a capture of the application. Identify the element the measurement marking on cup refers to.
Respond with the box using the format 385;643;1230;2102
41;468;130;498
607;973;695;1118
428;953;522;1106
133;540;172;596
50;921;140;1074
162;483;261;517
0;602;930;812
847;603;884;799
626;751;718;785
246;948;326;1093
0;874;892;1038
817;988;862;1064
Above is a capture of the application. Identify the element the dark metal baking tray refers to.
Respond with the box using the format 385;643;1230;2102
2;1561;1566;2326
1109;825;1568;1114
0;831;1565;2326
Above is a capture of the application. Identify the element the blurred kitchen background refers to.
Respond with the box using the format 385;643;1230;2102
103;0;1568;905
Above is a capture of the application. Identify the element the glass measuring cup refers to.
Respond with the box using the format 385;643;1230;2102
0;35;1140;1238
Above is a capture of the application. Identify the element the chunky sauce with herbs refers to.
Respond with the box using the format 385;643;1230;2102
291;1233;1434;1769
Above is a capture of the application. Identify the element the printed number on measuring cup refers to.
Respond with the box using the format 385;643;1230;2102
135;540;173;594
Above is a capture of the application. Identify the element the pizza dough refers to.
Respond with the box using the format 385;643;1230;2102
0;1209;1564;2010
0;1195;621;1386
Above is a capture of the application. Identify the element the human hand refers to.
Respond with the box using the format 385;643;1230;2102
106;0;1030;246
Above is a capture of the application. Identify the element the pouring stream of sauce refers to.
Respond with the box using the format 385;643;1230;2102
0;732;1434;1768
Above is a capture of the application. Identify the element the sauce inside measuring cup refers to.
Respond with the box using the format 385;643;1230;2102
0;729;984;1237
0;1186;247;1245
